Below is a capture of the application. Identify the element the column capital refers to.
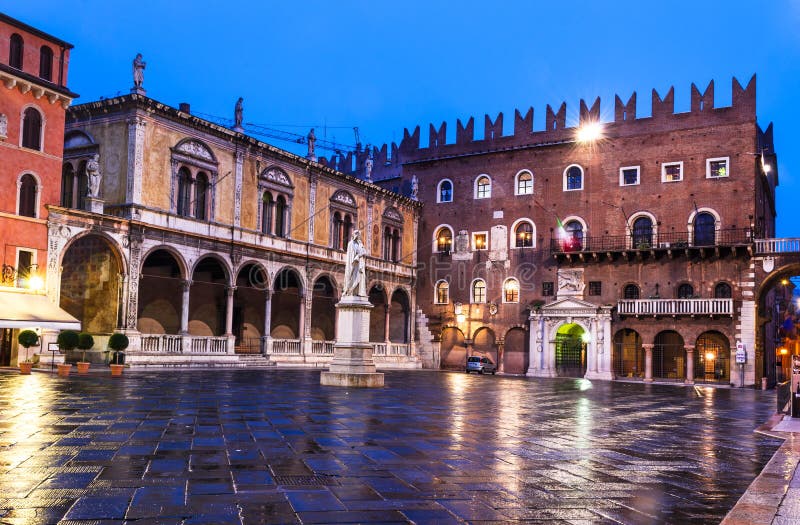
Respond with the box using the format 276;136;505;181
226;285;237;296
684;345;695;352
181;279;192;291
642;343;654;351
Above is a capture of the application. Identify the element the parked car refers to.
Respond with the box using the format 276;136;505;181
466;356;496;374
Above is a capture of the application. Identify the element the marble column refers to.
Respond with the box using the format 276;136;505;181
685;345;695;385
298;290;306;350
643;343;654;382
180;279;191;334
497;339;505;373
384;304;391;344
224;286;236;336
263;290;272;338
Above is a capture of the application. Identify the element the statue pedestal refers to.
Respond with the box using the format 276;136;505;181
86;197;104;214
320;295;384;388
130;87;146;96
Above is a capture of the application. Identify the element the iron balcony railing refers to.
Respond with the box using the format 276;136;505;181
550;227;752;254
617;298;734;316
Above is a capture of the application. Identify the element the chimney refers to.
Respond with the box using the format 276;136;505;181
179;102;191;114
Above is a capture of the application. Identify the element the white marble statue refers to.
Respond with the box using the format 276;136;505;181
343;229;367;297
0;113;7;139
411;175;419;200
86;154;101;197
364;148;373;182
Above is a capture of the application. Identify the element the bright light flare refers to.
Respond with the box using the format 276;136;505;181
28;275;44;292
576;121;603;143
705;352;715;361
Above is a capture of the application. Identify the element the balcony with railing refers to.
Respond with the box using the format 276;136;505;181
617;298;734;317
550;228;752;260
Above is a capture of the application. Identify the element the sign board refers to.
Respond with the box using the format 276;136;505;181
48;342;60;353
735;341;746;364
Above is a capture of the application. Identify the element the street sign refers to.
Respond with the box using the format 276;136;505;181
735;341;746;364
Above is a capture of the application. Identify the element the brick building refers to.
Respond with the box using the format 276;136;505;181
369;76;778;387
0;14;79;366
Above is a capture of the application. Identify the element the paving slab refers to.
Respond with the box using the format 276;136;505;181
0;369;783;523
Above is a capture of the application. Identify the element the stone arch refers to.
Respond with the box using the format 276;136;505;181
503;327;528;374
627;211;658;247
389;287;411;343
233;262;270;348
754;263;800;386
64;129;96;149
551;322;588;377
311;275;337;341
612;328;644;379
695;330;731;384
510;218;536;248
368;284;388;342
652;330;685;381
189;256;230;336
271;267;305;339
189;253;232;287
140;245;188;280
59;233;125;334
138;248;185;334
440;326;466;369
472;326;497;364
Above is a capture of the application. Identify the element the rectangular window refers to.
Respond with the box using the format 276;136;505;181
706;157;729;178
619;166;640;186
588;281;602;296
16;249;33;288
472;232;488;251
661;162;683;183
542;281;554;297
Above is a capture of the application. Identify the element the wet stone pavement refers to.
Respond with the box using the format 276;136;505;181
0;370;782;525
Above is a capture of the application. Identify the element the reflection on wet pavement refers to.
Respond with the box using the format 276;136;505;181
0;369;782;524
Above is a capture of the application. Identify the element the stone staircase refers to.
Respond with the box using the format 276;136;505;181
415;307;439;369
234;354;276;368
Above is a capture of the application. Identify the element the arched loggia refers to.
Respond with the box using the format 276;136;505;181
233;263;269;353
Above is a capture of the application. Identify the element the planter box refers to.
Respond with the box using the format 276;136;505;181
19;362;32;375
76;362;90;374
57;363;72;376
110;364;124;377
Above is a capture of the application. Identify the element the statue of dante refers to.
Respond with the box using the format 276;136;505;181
234;97;243;128
86;154;102;197
132;53;145;88
343;229;367;297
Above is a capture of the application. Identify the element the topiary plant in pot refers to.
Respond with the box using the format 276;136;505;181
17;329;39;375
56;330;79;376
76;332;94;374
107;332;129;376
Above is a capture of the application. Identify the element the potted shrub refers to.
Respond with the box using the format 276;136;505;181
17;329;39;375
108;333;128;377
76;332;94;374
56;330;79;376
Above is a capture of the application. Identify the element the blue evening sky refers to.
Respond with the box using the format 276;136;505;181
4;1;799;235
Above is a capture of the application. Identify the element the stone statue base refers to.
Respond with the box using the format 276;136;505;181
232;125;244;133
320;295;384;388
86;197;104;214
131;87;146;96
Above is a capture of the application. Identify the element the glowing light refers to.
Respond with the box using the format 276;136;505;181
456;314;465;324
705;352;715;361
28;275;44;292
581;332;591;343
576;121;603;143
779;347;789;355
781;279;789;286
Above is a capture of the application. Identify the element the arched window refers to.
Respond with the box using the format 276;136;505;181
61;164;75;208
438;179;453;203
9;34;23;69
275;195;287;237
176;167;192;217
435;280;449;304
392;229;401;263
22;107;43;150
694;212;716;246
632;216;653;248
383;226;392;261
18;174;37;218
475;175;491;199
515;221;534;247
623;284;640;299
332;212;343;249
39;46;53;81
714;282;732;298
435;227;452;254
503;278;520;303
677;283;694;299
194;172;208;220
261;192;274;234
564;164;584;191
471;279;486;303
564;220;583;251
516;170;533;195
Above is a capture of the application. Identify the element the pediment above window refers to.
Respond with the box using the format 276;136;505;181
173;139;217;163
260;167;293;189
331;189;356;208
382;206;403;224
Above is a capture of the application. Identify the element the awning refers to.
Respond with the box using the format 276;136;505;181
0;291;81;331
